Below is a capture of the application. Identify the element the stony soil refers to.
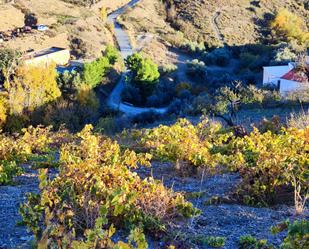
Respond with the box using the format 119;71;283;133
0;161;307;248
0;165;38;249
136;162;308;249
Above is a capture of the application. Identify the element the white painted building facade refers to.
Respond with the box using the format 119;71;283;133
263;62;309;96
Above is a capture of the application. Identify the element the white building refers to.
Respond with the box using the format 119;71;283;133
23;47;70;67
263;61;309;96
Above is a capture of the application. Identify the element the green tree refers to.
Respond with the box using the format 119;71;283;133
103;45;120;65
83;57;110;87
82;46;119;88
125;53;160;96
57;70;82;99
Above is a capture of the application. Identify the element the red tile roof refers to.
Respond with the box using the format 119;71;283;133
282;69;309;83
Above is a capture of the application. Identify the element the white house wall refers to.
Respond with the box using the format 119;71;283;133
263;65;290;86
24;50;70;67
280;79;308;96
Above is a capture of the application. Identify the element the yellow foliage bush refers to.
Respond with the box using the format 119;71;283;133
6;64;61;114
139;118;232;172
20;125;199;247
0;96;7;127
76;83;99;110
100;6;107;21
271;9;309;47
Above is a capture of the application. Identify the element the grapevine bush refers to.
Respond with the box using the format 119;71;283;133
0;125;61;184
271;219;309;249
228;127;308;211
139;118;232;173
20;125;198;247
130;118;308;212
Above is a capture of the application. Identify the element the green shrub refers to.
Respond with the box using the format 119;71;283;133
125;53;160;97
205;236;226;248
186;59;206;79
271;43;297;65
83;45;120;87
181;40;205;53
83;56;110;87
239;235;272;249
203;47;231;67
271;220;309;249
103;45;120;65
0;160;23;185
57;70;83;98
126;53;160;83
160;64;178;74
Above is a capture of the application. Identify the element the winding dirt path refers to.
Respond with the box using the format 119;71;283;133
212;10;225;44
107;0;167;116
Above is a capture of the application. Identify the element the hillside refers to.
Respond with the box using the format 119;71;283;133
120;0;308;48
0;0;308;248
0;0;131;58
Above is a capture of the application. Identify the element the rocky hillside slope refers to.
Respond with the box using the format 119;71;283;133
120;0;308;47
0;0;131;58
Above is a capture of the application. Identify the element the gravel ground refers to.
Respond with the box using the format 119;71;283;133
0;165;38;249
0;162;307;249
136;162;308;249
0;165;58;249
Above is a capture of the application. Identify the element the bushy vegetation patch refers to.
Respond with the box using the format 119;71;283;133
0;126;66;184
123;53;160;105
271;219;309;249
239;235;272;249
270;9;309;48
288;110;309;129
83;45;120;88
20;125;198;247
229;127;308;210
0;45;120;133
126;118;308;212
138;118;232;173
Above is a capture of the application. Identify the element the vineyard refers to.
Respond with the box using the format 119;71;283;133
0;118;308;248
0;0;308;247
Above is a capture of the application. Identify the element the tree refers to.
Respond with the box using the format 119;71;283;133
202;82;264;126
0;49;20;85
125;53;160;97
24;12;38;27
103;45;120;65
271;9;309;47
83;57;110;88
57;70;82;99
271;43;297;65
6;64;61;114
80;45;119;87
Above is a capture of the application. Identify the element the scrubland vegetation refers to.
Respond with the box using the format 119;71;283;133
0;116;308;248
0;0;308;248
0;45;120;132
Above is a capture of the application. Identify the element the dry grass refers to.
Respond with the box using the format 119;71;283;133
121;0;308;47
288;109;309;129
0;0;122;57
